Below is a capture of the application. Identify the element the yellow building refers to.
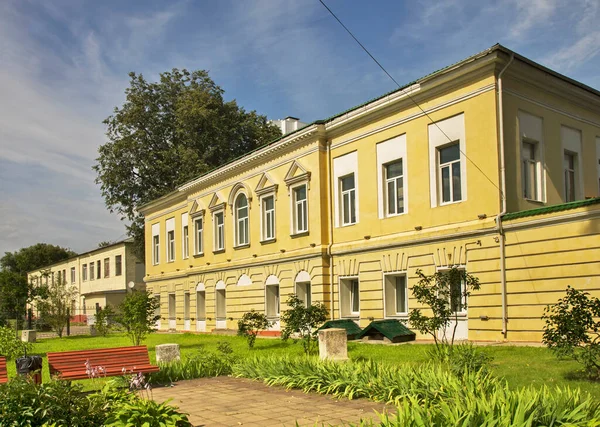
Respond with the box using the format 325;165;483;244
27;238;145;322
139;44;600;342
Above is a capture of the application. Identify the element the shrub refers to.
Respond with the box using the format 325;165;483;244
95;304;119;337
0;325;32;359
105;398;192;427
237;310;271;349
116;291;160;346
543;286;600;379
148;347;236;384
427;342;493;376
280;294;328;355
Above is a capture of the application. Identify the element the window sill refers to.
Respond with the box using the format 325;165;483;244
341;314;360;320
340;221;358;227
524;198;545;205
193;253;204;258
384;211;406;219
291;231;309;239
439;199;464;207
234;243;250;250
260;238;277;245
213;249;225;254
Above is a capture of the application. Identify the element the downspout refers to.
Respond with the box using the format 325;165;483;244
327;139;335;320
497;52;514;338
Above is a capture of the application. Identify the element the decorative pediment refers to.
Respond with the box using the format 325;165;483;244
284;160;311;188
208;192;226;212
255;172;279;197
189;199;206;217
227;182;253;208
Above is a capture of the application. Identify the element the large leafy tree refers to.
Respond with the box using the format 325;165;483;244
0;244;76;324
94;69;282;260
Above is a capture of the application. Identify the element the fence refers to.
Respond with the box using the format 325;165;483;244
1;307;98;338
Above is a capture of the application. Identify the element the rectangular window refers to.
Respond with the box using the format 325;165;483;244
564;151;576;202
184;292;190;321
82;264;88;281
384;274;407;316
438;143;461;203
167;230;175;262
293;185;308;233
262;195;275;241
70;267;76;284
96;261;101;279
183;225;189;259
115;255;122;276
385;160;404;215
90;263;95;281
153;235;160;265
214;212;225;251
340;174;357;225
103;258;110;278
296;282;311;308
266;285;280;317
340;278;360;317
216;289;226;319
194;217;204;254
62;269;66;282
522;140;541;200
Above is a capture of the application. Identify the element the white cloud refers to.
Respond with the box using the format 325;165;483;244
544;32;600;71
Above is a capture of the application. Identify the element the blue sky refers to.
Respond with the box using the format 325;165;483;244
1;0;599;256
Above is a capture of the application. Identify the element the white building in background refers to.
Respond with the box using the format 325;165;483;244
270;116;307;135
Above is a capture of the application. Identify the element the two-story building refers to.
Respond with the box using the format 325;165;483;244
139;44;600;342
27;238;145;321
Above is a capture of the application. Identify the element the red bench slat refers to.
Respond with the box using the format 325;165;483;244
47;346;159;380
0;357;7;384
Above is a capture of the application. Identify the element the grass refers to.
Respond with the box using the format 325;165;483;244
6;332;600;397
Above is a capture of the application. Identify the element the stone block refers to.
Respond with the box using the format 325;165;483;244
156;343;181;363
21;329;36;343
318;328;348;361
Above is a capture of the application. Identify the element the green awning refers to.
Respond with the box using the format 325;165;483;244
356;319;416;343
318;319;363;340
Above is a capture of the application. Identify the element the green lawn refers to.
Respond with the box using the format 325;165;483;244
8;333;600;397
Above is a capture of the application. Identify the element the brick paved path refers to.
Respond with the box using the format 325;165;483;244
151;376;393;427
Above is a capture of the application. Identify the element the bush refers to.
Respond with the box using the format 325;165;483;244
427;343;493;376
105;397;191;427
95;305;118;337
543;286;600;379
148;347;236;384
0;325;32;359
116;291;160;346
280;294;328;355
237;310;271;349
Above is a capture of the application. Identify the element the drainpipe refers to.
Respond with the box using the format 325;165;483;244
326;139;335;320
496;52;514;338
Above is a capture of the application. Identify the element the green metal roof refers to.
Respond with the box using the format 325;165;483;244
503;198;600;221
356;319;415;342
318;319;363;339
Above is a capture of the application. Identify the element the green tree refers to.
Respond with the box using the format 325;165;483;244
543;286;600;378
237;310;271;349
409;267;480;348
36;274;78;338
281;294;329;355
94;69;282;260
117;291;160;346
0;243;75;325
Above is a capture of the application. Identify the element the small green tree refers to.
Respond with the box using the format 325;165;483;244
117;291;160;346
409;267;480;348
542;286;600;378
237;310;271;349
36;275;78;338
95;305;118;337
281;294;329;355
0;326;32;359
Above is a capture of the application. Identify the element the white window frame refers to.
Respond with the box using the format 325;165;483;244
166;218;175;262
564;151;576;202
437;267;467;316
438;143;462;204
522;139;542;201
233;192;249;247
82;264;87;281
213;210;225;252
339;276;360;318
70;267;76;284
291;184;308;234
377;134;408;218
152;223;160;265
260;194;276;242
182;212;189;259
89;263;94;281
103;258;110;278
518;111;545;203
265;275;280;318
333;151;359;227
561;126;583;203
295;270;312;308
385;160;405;216
383;273;408;318
193;216;204;255
428;114;467;207
340;173;357;226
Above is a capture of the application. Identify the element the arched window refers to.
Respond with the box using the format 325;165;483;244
235;193;249;246
265;275;280;318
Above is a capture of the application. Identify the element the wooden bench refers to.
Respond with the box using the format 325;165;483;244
47;346;159;380
0;356;8;384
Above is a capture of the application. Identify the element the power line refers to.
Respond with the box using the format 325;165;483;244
318;0;502;197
